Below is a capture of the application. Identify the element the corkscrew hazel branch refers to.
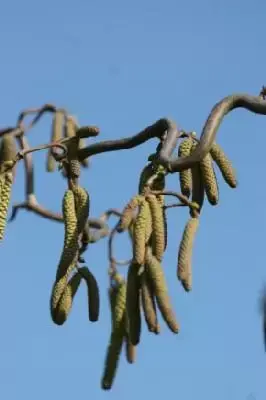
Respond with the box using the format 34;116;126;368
77;90;266;174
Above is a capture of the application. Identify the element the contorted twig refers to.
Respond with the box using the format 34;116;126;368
77;92;266;173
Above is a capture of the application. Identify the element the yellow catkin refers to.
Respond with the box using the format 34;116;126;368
145;247;179;334
145;204;152;244
199;153;219;206
72;186;90;235
47;110;65;172
178;137;193;197
177;217;199;292
126;262;142;346
140;269;160;334
190;143;204;216
101;278;126;391
117;195;144;233
52;272;82;325
78;266;100;322
210;142;237;188
55;190;79;280
146;194;165;262
133;199;149;265
0;172;13;241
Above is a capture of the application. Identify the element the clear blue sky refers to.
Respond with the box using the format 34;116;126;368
0;1;266;399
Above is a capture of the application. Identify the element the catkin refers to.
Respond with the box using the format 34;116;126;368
199;153;219;205
78;266;100;322
177;217;199;292
65;115;77;138
140;269;160;334
55;190;79;282
0;172;13;241
47;110;64;172
210;143;237;188
0;134;17;164
117;195;144;232
190;143;204;216
101;279;126;390
133;199;149;265
52;272;82;325
72;186;90;235
178;137;193;197
146;194;165;262
126;262;142;345
145;247;179;334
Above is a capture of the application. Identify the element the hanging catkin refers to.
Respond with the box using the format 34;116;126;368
78;266;100;322
50;190;79;315
126;262;142;345
101;276;126;390
52;271;82;325
140;269;160;334
190;142;205;216
178;137;193;197
146;194;165;262
199;153;219;205
132;199;149;265
145;247;179;334
117;195;144;232
210;142;237;188
177;217;199;292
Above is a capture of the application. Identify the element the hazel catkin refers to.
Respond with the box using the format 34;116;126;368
210;142;237;188
145;247;179;334
177;217;199;292
178;137;193;197
78;266;100;322
101;278;126;390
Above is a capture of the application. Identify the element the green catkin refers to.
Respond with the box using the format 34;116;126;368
178;137;193;197
145;247;179;334
101;278;126;390
199;153;219;205
47;110;65;172
210;142;237;188
140;269;160;334
126;262;142;345
177;217;199;292
52;272;82;325
133;199;149;265
79;267;100;322
72;186;90;235
0;134;17;164
117;195;144;232
56;190;79;280
146;194;165;262
0;172;13;241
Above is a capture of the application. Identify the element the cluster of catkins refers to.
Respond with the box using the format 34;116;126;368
48;111;100;326
0;134;17;241
46;109;90;174
100;132;237;390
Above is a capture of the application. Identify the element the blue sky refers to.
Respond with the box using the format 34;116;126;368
0;0;266;399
